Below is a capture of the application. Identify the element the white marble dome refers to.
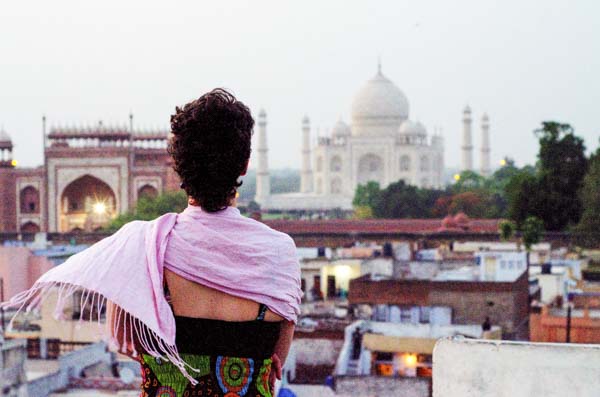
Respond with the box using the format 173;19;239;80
331;119;351;136
351;67;409;130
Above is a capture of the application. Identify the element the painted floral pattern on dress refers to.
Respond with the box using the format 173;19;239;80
139;354;272;397
215;356;254;396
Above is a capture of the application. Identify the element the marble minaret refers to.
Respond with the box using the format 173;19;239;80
480;113;491;176
255;109;270;204
461;105;473;171
300;115;313;193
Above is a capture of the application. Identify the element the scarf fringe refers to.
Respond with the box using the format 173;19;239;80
1;282;200;385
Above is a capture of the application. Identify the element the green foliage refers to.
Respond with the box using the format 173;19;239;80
452;170;486;192
353;122;594;226
521;216;544;251
505;121;588;231
535;122;588;230
372;181;445;219
574;145;600;247
107;191;188;231
246;200;261;212
505;170;541;228
498;220;516;242
353;205;374;219
352;182;382;208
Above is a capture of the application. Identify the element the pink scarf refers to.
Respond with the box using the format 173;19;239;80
2;205;302;383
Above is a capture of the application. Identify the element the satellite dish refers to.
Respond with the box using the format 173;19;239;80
119;367;135;384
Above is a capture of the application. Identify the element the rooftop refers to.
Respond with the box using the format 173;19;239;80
264;218;501;235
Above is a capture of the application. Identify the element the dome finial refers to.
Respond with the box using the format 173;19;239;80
377;56;382;75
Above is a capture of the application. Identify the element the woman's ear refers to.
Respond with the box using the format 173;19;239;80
240;159;250;176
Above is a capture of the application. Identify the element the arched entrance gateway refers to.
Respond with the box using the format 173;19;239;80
59;175;117;232
20;221;40;233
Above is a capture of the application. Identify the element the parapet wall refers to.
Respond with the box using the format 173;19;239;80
433;338;600;397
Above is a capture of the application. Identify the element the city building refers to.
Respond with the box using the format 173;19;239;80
348;259;530;340
332;320;500;397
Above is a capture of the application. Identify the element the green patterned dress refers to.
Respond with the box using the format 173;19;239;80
137;305;281;397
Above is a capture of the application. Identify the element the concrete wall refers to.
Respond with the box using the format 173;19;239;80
33;290;105;342
433;338;600;397
292;339;344;366
1;338;27;397
27;342;112;397
335;376;431;397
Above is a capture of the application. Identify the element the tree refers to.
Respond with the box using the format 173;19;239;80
575;144;600;247
521;216;544;252
487;158;522;194
247;200;261;213
353;182;381;208
452;170;486;193
447;191;485;217
521;216;544;268
505;170;541;228
498;220;516;242
535;122;588;231
373;181;430;218
353;206;374;219
107;191;188;231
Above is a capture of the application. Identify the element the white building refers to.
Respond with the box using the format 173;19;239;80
255;64;446;211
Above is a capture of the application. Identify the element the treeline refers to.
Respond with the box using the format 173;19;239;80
354;121;600;245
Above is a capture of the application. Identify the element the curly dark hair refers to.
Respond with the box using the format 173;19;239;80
168;88;254;212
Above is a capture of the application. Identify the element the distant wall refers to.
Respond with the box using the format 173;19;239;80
335;376;431;397
530;309;600;344
0;247;53;299
27;342;111;397
433;338;600;397
292;339;343;366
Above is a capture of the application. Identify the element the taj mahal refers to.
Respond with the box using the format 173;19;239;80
0;63;490;233
253;64;490;211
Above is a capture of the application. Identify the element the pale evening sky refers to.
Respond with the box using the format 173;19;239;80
1;1;598;171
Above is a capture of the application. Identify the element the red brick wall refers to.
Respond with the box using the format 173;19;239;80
0;168;17;232
531;308;600;343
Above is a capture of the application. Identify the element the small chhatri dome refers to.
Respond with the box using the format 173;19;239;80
399;120;425;136
331;118;351;137
302;115;310;125
0;128;12;143
414;121;427;136
351;63;409;131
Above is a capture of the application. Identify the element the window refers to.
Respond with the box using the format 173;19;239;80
420;155;429;172
400;155;411;171
330;156;342;172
